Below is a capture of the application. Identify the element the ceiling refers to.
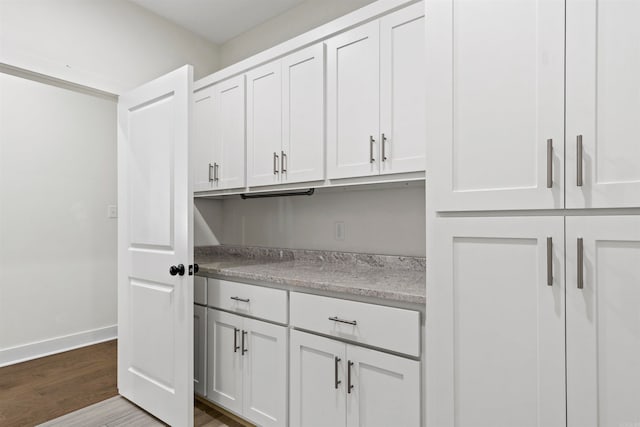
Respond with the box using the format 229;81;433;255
129;0;308;45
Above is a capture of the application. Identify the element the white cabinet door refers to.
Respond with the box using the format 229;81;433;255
346;345;420;427
242;318;288;427
207;309;243;415
117;65;194;427
282;44;325;184
193;85;216;192
427;217;566;427
566;216;640;427
215;75;246;190
290;330;347;427
426;0;565;211
247;61;283;187
379;2;425;175
194;304;207;397
327;20;380;179
566;0;640;208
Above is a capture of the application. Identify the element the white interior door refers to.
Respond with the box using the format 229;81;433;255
216;75;246;190
379;2;426;175
242;318;288;427
326;20;380;179
290;330;347;427
426;0;565;211
566;215;640;427
427;216;566;427
117;65;194;427
346;345;420;427
566;0;640;208
247;61;283;187
282;43;325;184
192;85;216;192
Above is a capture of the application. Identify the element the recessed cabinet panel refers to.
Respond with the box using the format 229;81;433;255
566;216;640;427
215;76;246;190
247;62;283;187
427;217;566;427
379;3;426;175
193;86;216;192
566;0;640;208
194;304;207;397
327;20;380;179
426;0;565;210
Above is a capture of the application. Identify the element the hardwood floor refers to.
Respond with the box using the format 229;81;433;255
0;340;246;427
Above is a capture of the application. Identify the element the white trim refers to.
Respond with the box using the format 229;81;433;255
194;0;419;91
0;325;118;368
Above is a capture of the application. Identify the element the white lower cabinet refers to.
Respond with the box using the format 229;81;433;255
290;329;420;427
194;304;207;397
207;308;287;427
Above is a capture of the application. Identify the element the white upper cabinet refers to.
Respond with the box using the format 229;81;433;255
282;44;325;184
566;0;640;208
426;0;565;211
327;20;381;179
193;85;217;192
379;2;426;175
566;216;640;427
247;61;283;187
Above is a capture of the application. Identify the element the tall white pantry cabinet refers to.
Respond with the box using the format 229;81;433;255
426;1;640;427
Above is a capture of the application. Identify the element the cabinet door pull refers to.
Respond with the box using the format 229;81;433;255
577;238;584;289
273;152;279;175
230;296;250;303
347;361;354;394
208;163;214;182
546;139;553;188
233;328;240;353
214;163;219;182
241;330;248;355
334;357;341;389
328;316;357;326
281;151;287;173
369;136;375;163
546;237;553;286
382;133;388;161
577;135;583;187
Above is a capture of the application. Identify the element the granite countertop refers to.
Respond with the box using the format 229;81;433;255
195;246;426;305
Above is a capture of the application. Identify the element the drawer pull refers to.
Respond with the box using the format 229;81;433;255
334;357;341;389
329;316;357;326
347;361;354;394
233;328;240;353
230;296;250;303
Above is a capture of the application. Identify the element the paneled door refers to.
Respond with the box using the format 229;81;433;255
566;215;640;427
247;61;283;187
290;330;347;427
215;75;246;190
566;0;640;208
426;0;565;211
194;304;207;397
427;216;566;427
193;85;216;192
379;2;426;175
117;65;194;427
327;20;380;179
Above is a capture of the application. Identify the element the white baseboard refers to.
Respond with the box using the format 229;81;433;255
0;325;118;368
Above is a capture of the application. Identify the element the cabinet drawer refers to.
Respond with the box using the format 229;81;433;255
290;292;420;357
194;276;207;305
207;278;287;324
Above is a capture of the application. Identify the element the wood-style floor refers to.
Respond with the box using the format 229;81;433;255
0;340;244;427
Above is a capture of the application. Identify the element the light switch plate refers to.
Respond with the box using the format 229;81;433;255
107;205;118;219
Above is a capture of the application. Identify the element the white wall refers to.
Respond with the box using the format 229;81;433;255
0;0;219;94
217;184;425;256
218;0;375;67
0;73;117;364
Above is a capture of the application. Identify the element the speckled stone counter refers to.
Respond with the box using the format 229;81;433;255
195;246;426;305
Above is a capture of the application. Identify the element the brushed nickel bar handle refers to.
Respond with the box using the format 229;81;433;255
214;163;219;182
273;152;279;175
241;330;248;355
328;316;357;326
334;356;341;389
230;296;250;303
546;237;553;286
369;136;375;163
347;361;354;394
577;135;583;187
233;328;240;352
546;139;553;188
281;150;287;173
577;238;584;289
381;133;388;161
208;163;214;182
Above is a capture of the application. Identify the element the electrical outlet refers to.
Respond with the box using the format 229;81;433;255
107;205;118;219
335;221;345;241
